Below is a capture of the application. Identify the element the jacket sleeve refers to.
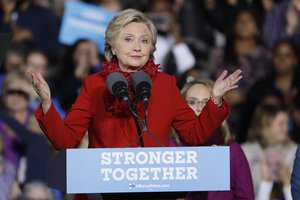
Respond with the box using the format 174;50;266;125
35;77;92;150
170;76;229;145
292;146;300;199
231;143;255;200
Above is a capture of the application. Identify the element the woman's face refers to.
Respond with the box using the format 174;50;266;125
3;79;29;112
73;41;91;65
26;53;48;77
272;43;297;75
185;84;211;116
112;22;153;72
270;111;289;144
4;53;23;73
235;11;258;39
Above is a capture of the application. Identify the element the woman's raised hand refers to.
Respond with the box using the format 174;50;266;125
27;68;51;114
212;69;242;100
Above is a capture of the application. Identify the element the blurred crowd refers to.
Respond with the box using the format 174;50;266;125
0;0;300;199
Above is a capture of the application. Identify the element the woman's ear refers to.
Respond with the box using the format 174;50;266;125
111;47;116;55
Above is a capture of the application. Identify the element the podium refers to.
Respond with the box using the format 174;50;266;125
48;147;230;199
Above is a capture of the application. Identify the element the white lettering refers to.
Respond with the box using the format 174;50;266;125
101;152;111;165
175;167;185;180
124;152;135;164
186;167;198;179
136;152;148;164
148;151;161;164
112;168;125;181
162;151;174;164
186;151;197;164
112;152;122;165
162;167;174;180
126;168;138;180
139;168;150;180
150;167;161;180
100;168;112;181
175;151;185;164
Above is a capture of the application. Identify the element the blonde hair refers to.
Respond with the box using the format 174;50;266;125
248;105;289;148
104;8;157;61
2;71;30;93
181;79;214;98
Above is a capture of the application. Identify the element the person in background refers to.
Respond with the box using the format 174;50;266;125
22;181;55;200
242;105;297;200
0;0;59;59
212;6;271;105
28;9;242;199
56;39;102;111
99;0;121;12
292;96;300;144
248;40;299;108
263;0;300;49
246;39;300;143
0;71;51;184
21;49;65;118
291;145;300;198
0;133;21;200
171;80;254;200
0;44;26;74
0;43;26;91
148;0;196;81
211;6;271;143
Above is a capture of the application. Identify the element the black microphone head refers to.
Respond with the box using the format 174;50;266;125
106;72;128;96
132;71;152;100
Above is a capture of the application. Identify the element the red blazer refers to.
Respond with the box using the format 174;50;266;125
35;72;229;149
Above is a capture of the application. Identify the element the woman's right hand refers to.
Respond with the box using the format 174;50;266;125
278;161;291;186
260;155;271;181
27;68;51;114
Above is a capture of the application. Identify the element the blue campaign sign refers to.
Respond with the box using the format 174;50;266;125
65;147;230;194
59;2;115;53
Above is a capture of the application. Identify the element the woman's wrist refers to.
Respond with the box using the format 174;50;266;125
210;92;222;107
42;99;51;114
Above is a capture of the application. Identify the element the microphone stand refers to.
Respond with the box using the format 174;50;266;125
132;106;144;147
124;100;165;148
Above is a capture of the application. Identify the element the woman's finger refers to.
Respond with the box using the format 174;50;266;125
231;75;243;85
216;70;228;82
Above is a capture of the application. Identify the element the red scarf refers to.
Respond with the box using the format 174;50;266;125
100;59;160;117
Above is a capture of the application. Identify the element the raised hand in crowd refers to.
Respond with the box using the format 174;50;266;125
286;0;299;35
0;0;16;23
74;41;101;79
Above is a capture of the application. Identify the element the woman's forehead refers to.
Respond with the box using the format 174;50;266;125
6;79;29;88
119;22;152;37
186;84;211;98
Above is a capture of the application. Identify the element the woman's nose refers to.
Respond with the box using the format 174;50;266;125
196;104;204;114
132;41;141;51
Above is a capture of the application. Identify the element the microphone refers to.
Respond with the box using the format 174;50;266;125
106;72;131;105
106;72;148;148
132;71;152;107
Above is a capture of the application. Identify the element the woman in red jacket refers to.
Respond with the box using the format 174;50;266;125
27;9;242;150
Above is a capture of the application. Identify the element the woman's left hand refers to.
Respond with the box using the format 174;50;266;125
278;161;291;186
212;69;242;100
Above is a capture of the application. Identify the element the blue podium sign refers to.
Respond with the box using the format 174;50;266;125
61;147;230;194
59;2;115;53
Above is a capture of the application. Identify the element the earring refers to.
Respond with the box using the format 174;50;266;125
112;50;116;55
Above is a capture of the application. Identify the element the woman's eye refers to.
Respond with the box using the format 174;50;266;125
124;38;132;42
187;100;196;106
142;39;149;44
